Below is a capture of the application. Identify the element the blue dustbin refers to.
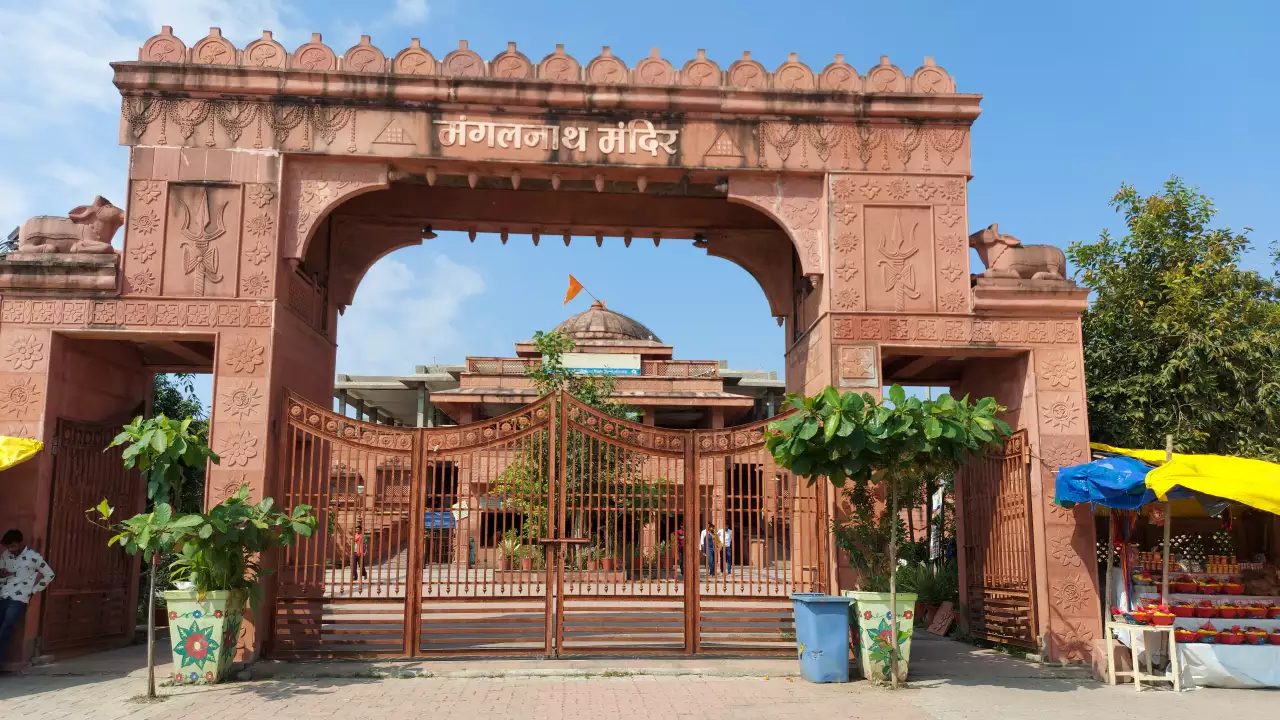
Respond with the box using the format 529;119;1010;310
790;592;852;683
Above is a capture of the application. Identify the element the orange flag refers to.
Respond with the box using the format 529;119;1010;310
565;270;586;301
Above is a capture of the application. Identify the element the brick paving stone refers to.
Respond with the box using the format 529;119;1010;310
2;670;1276;720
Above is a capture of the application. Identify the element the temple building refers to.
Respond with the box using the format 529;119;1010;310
333;300;785;429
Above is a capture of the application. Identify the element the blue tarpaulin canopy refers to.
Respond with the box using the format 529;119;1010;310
424;511;456;530
1055;456;1158;510
1056;455;1196;510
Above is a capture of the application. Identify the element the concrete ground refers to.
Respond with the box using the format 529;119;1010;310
2;633;1274;719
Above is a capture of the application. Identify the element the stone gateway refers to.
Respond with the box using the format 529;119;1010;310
0;27;1099;667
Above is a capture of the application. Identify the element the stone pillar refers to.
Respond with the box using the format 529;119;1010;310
1028;329;1100;663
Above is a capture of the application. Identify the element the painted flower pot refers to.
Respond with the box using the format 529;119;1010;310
163;589;246;685
844;591;917;685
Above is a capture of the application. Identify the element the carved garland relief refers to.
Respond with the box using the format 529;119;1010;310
758;123;968;172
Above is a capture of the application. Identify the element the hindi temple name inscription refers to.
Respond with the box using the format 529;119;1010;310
436;116;679;157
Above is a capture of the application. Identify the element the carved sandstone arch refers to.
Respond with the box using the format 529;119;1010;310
282;159;391;261
727;175;825;278
697;229;795;323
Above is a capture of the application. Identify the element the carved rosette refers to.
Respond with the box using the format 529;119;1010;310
586;47;629;84
911;58;955;94
680;49;721;87
538;45;581;82
696;413;782;456
819;54;860;92
292;34;337;71
128;30;959;98
140;26;186;63
866;56;907;93
727;52;768;90
441;40;484;78
244;31;287;69
288;394;418;451
564;397;685;454
393;39;435;75
342;36;387;73
192;28;236;66
490;42;533;80
773;53;815;90
634;49;675;85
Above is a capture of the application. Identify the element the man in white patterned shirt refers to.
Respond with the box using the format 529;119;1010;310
0;529;55;664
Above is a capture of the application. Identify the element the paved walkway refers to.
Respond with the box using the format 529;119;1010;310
2;634;1274;719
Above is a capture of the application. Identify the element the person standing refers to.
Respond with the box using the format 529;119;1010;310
700;522;718;577
675;527;685;578
718;525;734;576
351;522;369;583
0;529;55;664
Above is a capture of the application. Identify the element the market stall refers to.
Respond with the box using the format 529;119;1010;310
1056;442;1280;690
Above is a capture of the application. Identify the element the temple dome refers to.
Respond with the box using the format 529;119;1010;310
555;300;662;343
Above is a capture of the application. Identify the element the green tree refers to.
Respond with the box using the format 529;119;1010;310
152;374;207;512
1068;178;1280;460
106;414;218;698
766;385;1010;687
492;330;656;565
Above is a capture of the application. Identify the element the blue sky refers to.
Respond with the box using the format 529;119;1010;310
0;1;1273;410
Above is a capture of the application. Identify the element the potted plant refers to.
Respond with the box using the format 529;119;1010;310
103;414;217;698
519;544;535;572
584;546;599;571
766;385;1009;687
498;531;522;571
90;486;315;685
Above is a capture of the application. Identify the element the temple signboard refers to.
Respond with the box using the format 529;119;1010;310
558;353;641;376
437;116;679;157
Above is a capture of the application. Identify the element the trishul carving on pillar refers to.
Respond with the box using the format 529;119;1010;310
876;213;921;311
179;187;227;296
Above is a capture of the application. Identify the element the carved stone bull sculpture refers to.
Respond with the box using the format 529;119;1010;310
967;223;1066;281
18;196;122;254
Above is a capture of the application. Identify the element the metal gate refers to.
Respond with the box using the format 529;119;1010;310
959;430;1037;648
41;419;143;655
272;390;828;658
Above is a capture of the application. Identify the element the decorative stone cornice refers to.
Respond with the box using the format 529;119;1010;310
115;28;981;122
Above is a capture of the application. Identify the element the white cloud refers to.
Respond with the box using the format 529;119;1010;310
336;253;485;375
394;0;429;24
0;177;30;236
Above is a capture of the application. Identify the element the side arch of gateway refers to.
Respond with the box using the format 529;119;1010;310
0;28;1100;665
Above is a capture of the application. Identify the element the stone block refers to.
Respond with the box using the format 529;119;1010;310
0;253;119;295
1090;638;1132;683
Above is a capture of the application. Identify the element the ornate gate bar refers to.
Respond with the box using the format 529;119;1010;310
959;430;1037;649
694;417;828;654
417;397;553;656
272;391;828;659
275;396;418;657
558;394;691;655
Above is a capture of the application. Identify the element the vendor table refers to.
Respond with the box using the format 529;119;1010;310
1106;620;1181;692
